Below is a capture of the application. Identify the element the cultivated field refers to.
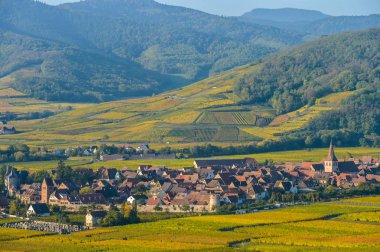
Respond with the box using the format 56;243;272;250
0;64;356;147
0;196;380;251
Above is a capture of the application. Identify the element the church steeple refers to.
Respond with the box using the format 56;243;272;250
326;139;338;162
324;139;339;173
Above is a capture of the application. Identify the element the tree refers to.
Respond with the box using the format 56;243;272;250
79;186;94;194
56;212;70;224
55;160;73;180
14;151;25;162
0;165;7;191
50;205;62;214
9;199;25;216
102;209;125;227
122;201;140;224
33;170;51;183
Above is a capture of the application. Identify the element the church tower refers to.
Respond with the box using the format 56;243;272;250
41;178;55;204
324;140;339;173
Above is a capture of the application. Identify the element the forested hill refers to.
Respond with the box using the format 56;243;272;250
235;28;380;114
0;0;302;102
235;28;380;146
240;8;380;35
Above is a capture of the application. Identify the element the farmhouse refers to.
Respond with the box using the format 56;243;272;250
27;203;50;217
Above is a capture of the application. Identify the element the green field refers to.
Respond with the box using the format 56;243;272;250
0;63;356;147
6;147;380;171
1;196;380;251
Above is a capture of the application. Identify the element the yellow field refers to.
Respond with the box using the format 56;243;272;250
0;197;380;251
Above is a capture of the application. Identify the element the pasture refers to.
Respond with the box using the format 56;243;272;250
0;196;379;251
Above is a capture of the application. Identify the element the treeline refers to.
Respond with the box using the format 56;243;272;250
0;144;64;163
0;110;58;121
234;29;380;115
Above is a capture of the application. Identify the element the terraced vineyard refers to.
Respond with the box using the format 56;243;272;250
1;196;380;251
196;111;273;126
0;62;356;147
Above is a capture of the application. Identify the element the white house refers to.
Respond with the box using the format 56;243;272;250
86;210;107;227
127;195;136;205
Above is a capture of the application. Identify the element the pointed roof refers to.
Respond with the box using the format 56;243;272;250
326;140;338;162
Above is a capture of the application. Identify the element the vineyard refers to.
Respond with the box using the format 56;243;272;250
196;111;273;126
1;196;380;251
0;62;361;147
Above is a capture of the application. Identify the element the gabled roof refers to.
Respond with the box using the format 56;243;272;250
338;161;359;173
30;203;49;214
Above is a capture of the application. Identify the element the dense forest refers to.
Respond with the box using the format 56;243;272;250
298;86;380;147
1;0;379;102
235;28;380;147
235;29;380;114
0;29;182;102
0;0;303;102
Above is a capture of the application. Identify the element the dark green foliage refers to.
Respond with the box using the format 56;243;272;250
102;205;128;227
235;29;380;115
55;160;73;181
0;0;303;102
302;87;380;147
9;199;26;216
31;170;51;184
0;144;65;163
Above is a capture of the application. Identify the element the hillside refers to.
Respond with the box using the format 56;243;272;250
0;29;181;102
0;0;303;102
235;28;380;146
240;8;380;35
0;29;378;148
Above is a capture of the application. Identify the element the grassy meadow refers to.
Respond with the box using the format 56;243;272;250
0;196;380;251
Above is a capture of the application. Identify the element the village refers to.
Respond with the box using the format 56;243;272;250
0;142;379;232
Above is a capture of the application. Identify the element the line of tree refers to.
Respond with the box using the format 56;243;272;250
0;144;65;163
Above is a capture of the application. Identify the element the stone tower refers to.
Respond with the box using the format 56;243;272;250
41;178;55;204
209;194;220;212
4;165;20;192
324;140;339;173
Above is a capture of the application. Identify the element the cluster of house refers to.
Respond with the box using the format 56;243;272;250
59;144;174;161
1;142;380;226
0;126;16;135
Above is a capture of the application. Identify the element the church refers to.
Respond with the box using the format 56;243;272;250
309;141;359;174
